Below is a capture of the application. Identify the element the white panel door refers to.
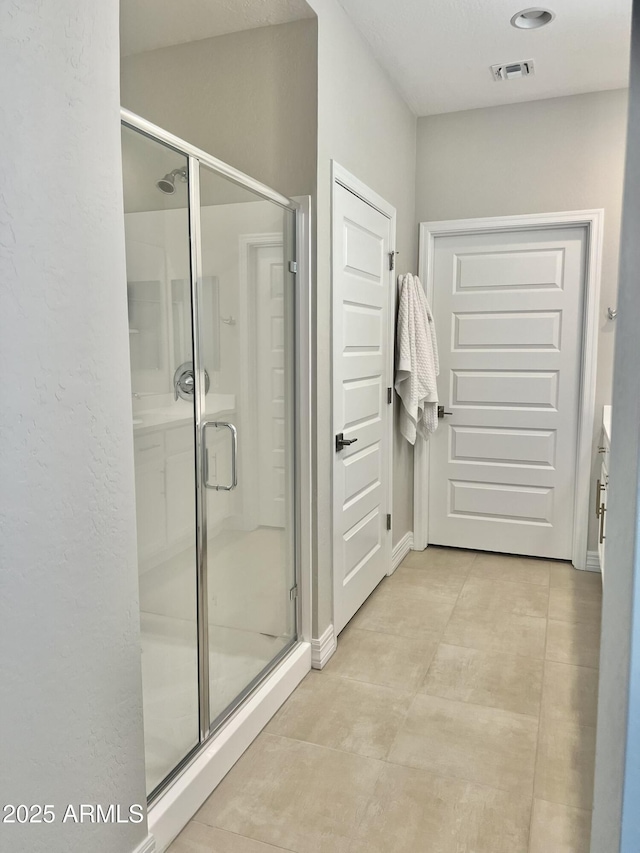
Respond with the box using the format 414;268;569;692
428;226;586;559
256;244;286;528
333;183;393;634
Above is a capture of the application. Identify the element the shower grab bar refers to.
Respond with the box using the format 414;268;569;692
202;421;238;491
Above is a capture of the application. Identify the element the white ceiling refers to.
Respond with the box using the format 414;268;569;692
120;0;315;57
337;0;632;116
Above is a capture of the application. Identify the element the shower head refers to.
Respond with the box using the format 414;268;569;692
156;167;187;195
156;175;176;194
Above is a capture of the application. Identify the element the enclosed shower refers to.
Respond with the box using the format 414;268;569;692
121;111;301;800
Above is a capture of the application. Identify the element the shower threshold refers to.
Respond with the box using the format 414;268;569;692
147;640;310;853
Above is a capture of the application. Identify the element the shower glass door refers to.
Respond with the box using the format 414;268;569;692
197;166;297;726
121;125;199;796
121;116;299;801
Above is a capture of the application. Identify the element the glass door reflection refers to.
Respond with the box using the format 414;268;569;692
121;125;199;796
197;165;297;726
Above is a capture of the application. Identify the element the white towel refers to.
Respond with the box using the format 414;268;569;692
394;273;439;444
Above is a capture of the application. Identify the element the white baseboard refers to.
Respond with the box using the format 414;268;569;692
133;836;155;853
311;624;337;670
389;531;414;575
149;642;310;853
586;550;602;573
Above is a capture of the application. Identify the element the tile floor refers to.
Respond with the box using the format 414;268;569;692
168;547;602;853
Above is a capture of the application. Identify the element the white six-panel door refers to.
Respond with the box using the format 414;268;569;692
332;181;393;634
256;243;286;528
428;226;586;559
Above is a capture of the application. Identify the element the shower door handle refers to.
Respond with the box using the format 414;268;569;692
202;421;238;491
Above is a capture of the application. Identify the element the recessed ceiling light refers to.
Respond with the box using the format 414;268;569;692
511;8;555;29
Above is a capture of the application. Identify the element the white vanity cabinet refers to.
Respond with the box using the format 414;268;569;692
596;406;612;578
133;410;234;570
164;423;197;546
134;431;167;561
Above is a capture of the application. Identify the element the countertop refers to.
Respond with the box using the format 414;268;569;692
132;393;236;433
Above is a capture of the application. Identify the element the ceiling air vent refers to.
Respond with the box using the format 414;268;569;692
491;60;535;81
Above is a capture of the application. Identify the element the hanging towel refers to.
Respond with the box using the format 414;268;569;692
394;273;439;444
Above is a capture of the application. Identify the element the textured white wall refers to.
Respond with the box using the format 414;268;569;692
416;89;629;550
305;0;418;635
592;5;640;849
0;2;148;852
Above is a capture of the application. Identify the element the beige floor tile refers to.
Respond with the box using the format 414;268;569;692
541;661;599;727
401;546;477;574
443;577;548;658
349;763;531;853
420;643;543;717
325;626;439;691
535;719;596;809
196;733;382;853
266;671;413;759
175;546;603;853
529;799;592;853
444;609;547;659
546;619;601;669
550;565;603;591
549;586;602;625
169;823;293;852
350;582;457;637
470;552;556;586
388;563;468;597
388;693;538;793
458;575;549;618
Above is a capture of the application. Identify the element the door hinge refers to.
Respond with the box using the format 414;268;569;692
389;251;396;271
288;260;298;274
289;584;298;601
386;514;392;531
387;386;393;404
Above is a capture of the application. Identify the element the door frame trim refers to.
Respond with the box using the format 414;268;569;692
294;196;314;645
330;161;397;632
413;210;605;570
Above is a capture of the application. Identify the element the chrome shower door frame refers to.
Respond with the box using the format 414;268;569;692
121;108;305;802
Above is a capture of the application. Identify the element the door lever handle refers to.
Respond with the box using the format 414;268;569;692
336;433;358;452
437;406;453;419
595;478;604;518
